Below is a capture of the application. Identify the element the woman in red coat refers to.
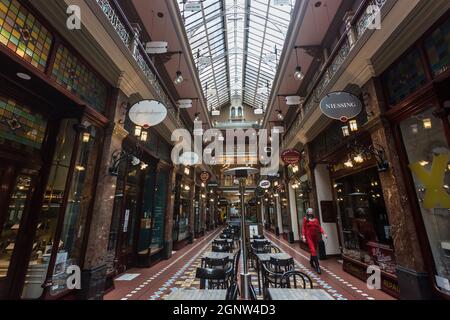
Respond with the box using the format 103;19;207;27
302;208;327;274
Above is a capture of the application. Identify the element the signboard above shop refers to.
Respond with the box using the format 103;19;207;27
281;149;301;165
199;171;211;183
319;91;363;122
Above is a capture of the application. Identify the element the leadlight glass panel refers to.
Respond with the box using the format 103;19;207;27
0;95;47;151
424;16;450;78
0;0;52;72
51;45;108;114
382;48;427;106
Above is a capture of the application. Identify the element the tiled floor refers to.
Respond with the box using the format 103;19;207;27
105;228;396;300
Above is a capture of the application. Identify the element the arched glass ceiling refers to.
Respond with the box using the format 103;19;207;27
179;0;295;112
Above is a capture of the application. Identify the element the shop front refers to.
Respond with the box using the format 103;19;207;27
0;0;111;299
382;13;450;298
172;167;194;250
105;125;173;283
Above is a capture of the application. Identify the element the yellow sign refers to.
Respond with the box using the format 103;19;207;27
409;154;450;209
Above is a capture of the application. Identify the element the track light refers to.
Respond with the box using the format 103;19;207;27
194;112;201;121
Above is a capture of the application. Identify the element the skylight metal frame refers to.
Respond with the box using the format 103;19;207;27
179;0;294;111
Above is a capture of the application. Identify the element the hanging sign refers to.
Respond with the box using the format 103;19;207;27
179;152;199;166
259;180;271;189
319;91;363;122
281;149;301;165
199;171;211;183
129;99;167;128
185;1;202;12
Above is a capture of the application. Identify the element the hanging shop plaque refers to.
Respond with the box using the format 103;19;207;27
129;99;167;128
319;91;362;122
281;149;301;165
199;171;211;183
259;180;271;189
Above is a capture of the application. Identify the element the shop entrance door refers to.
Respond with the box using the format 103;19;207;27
0;160;39;299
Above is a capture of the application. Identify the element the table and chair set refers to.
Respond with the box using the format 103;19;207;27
164;228;334;300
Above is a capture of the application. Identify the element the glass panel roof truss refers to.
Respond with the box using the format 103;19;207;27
179;0;295;111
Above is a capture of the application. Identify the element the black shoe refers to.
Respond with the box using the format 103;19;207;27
310;258;315;268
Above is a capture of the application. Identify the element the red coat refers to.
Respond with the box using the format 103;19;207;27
302;217;325;256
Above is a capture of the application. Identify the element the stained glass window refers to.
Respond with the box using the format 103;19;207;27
51;45;108;114
0;0;53;72
0;95;47;151
425;16;450;78
382;48;427;106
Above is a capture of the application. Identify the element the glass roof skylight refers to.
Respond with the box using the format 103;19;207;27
179;0;295;111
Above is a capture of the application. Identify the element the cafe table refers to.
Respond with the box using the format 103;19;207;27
164;289;227;300
255;253;292;294
267;288;335;300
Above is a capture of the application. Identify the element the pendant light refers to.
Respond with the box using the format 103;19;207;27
294;46;304;81
174;52;184;85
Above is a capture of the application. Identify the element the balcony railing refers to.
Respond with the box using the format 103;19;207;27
95;0;184;128
283;0;389;146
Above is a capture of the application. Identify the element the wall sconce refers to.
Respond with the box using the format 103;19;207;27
342;126;350;137
349;119;358;132
134;125;142;137
184;167;190;175
109;144;143;176
353;154;364;164
292;165;299;173
344;159;354;168
423;118;432;129
140;131;148;142
82;132;90;143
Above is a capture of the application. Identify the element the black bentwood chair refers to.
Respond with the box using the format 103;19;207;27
202;257;231;270
269;257;295;273
281;270;314;289
195;267;229;289
212;244;231;253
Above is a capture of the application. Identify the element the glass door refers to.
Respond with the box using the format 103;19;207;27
0;163;38;298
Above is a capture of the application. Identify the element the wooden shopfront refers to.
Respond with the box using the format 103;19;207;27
0;0;112;299
172;166;194;250
105;126;173;287
309;100;400;297
381;12;450;299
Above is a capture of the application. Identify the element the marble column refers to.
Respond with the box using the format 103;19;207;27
363;77;432;299
163;167;177;258
80;89;128;300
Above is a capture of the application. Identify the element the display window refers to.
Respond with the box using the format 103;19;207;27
334;167;396;275
50;123;103;296
399;107;450;294
151;166;169;250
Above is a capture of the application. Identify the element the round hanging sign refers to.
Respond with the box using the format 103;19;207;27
199;171;211;183
179;152;199;166
259;180;271;189
128;99;167;128
281;149;301;165
319;91;362;122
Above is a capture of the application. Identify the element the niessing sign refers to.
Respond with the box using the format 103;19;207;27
320;91;363;122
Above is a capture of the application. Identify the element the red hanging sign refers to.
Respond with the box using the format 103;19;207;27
199;171;211;183
281;149;301;165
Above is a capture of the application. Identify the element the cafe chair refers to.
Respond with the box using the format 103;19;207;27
195;267;229;290
265;244;281;253
281;270;313;289
252;235;265;240
269;257;295;273
213;239;228;246
261;262;285;299
202;257;231;270
212;244;231;253
226;281;239;300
